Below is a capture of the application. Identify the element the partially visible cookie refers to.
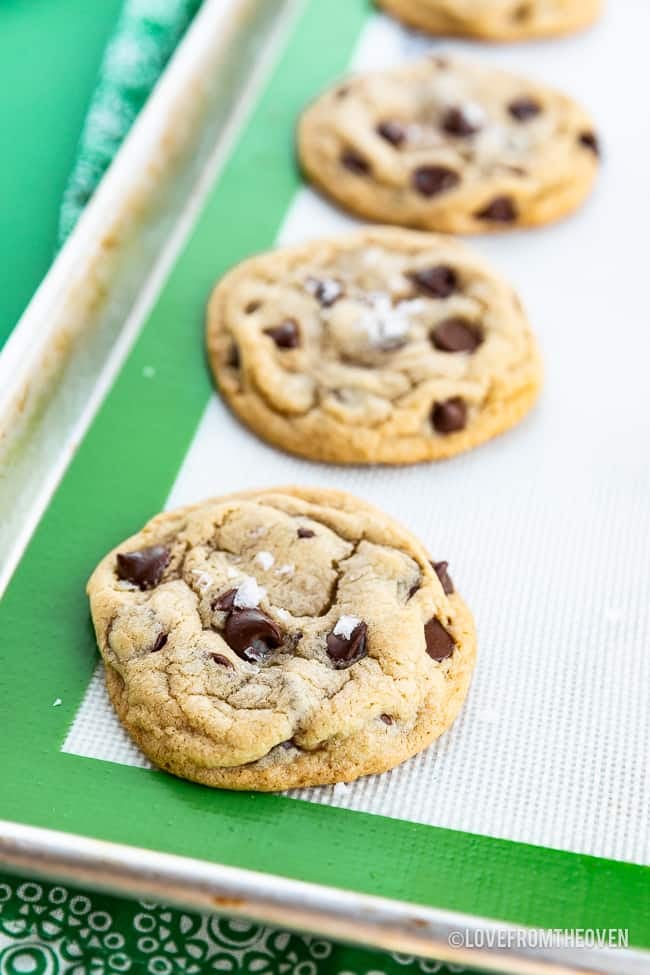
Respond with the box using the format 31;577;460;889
88;486;476;791
298;57;600;233
376;0;602;41
207;227;541;465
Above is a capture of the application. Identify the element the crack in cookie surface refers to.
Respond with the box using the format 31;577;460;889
88;487;476;790
207;227;542;465
298;57;599;234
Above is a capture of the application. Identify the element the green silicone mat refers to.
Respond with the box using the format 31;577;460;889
0;0;648;948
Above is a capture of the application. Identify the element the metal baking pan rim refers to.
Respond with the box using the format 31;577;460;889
2;819;647;975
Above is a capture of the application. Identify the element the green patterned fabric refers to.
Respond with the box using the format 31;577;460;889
0;870;463;975
58;0;202;244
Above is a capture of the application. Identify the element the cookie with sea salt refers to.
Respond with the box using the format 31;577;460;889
87;486;476;790
206;227;542;464
376;0;602;41
298;56;600;233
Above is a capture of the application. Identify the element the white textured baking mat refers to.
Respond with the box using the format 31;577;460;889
64;6;650;866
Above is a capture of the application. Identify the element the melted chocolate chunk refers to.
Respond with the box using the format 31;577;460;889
475;196;518;223
380;713;394;725
341;149;370;174
579;131;600;157
410;265;458;298
223;609;282;662
431;317;483;353
412;165;460;197
377;120;406;146
442;106;482;137
297;527;315;538
326;621;368;669
432;397;467;434
264;320;300;349
210;653;234;668
432;560;454;595
213;588;237;611
116;545;170;590
407;579;420;600
309;277;342;307
508;96;541;122
424;617;455;661
150;632;168;653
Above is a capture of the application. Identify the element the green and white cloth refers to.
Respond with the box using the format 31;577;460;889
0;870;462;975
58;0;202;244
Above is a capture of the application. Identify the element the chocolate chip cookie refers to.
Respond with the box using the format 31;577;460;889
376;0;602;41
207;228;542;464
87;486;476;790
298;57;600;233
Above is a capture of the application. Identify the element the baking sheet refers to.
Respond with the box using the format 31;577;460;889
64;5;650;867
1;0;648;953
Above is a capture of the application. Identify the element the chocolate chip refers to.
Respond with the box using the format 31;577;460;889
213;588;237;611
264;320;300;349
227;343;240;369
475;196;518;223
412;165;460;197
326;621;368;669
432;560;454;595
245;300;261;314
424;617;455;661
341;149;370;175
508;96;541;122
579;131;600;157
431;317;483;353
407;580;420;600
210;653;234;668
432;397;467;434
513;3;533;21
297;527;315;538
377;120;406;146
380;714;394;725
308;277;342;307
151;632;167;653
224;609;282;662
280;739;295;750
410;266;458;298
442;106;481;137
116;545;170;590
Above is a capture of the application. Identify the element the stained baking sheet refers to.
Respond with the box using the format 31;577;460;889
1;0;648;960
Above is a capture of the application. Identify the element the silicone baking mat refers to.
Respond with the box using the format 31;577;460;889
1;0;648;945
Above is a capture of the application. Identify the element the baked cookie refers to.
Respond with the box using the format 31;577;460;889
207;228;542;465
298;56;600;233
376;0;602;41
87;486;476;791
